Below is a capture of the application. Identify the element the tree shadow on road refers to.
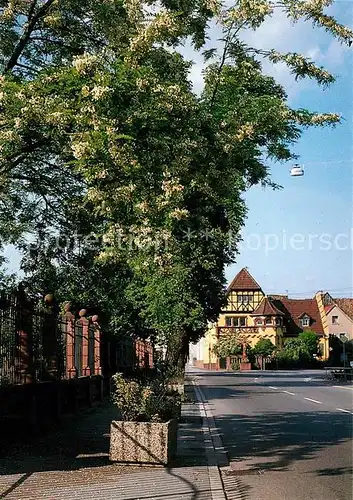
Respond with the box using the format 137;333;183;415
214;410;352;473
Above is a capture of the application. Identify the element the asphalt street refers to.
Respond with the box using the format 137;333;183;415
193;369;353;500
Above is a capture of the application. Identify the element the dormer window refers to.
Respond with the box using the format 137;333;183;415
300;315;310;327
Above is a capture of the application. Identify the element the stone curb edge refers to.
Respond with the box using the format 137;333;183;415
192;380;228;500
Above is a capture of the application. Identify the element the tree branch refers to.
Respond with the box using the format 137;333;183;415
0;139;48;174
16;62;40;73
209;22;246;110
3;0;57;74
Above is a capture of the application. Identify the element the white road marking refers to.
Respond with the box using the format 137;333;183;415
304;397;322;404
333;385;353;391
283;391;295;395
304;378;312;382
269;386;278;390
336;408;353;414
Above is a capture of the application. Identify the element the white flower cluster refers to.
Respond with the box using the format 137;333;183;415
235;123;255;142
227;0;273;28
161;178;184;198
91;85;113;101
169;208;189;220
71;141;91;160
72;54;99;75
129;11;180;56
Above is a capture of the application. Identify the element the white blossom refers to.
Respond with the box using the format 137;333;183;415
72;53;99;75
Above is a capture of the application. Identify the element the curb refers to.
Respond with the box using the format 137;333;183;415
192;380;228;500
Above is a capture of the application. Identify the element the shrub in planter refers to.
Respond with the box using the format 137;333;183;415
109;373;181;465
231;360;240;371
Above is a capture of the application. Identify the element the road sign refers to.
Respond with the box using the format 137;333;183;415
350;361;353;368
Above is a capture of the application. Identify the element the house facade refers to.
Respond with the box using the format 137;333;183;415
319;293;353;340
191;268;329;369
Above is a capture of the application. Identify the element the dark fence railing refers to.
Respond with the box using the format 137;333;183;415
0;292;103;386
0;290;154;387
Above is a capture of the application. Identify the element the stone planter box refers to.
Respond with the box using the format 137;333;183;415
240;362;252;371
109;419;177;465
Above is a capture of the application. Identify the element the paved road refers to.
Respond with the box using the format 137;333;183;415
194;369;353;500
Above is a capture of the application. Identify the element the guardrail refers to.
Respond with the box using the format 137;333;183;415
324;366;353;381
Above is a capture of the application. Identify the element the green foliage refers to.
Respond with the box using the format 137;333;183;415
213;333;242;359
0;0;351;366
231;359;240;371
252;338;276;358
298;331;319;356
111;373;181;422
274;332;319;367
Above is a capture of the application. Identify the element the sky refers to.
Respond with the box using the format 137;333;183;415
3;1;353;299
179;1;353;298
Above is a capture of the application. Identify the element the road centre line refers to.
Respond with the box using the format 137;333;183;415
333;385;353;391
304;397;322;404
269;386;278;390
336;408;353;414
283;391;295;395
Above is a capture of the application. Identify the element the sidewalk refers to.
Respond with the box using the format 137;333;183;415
0;382;216;500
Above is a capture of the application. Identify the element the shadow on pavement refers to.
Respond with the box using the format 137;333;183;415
0;384;209;473
214;410;352;473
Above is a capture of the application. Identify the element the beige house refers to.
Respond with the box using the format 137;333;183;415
191;268;328;369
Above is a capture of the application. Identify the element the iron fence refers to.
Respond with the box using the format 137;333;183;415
0;289;154;387
0;291;102;386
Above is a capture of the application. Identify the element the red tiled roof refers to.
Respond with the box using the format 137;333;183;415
252;296;285;316
325;305;335;314
270;297;324;336
228;268;262;292
334;298;353;321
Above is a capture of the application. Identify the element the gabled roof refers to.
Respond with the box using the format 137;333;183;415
228;268;262;292
334;298;353;321
270;297;324;336
325;304;335;315
252;296;284;316
298;312;311;319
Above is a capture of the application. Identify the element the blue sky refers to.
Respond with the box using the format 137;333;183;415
3;2;353;298
226;2;353;298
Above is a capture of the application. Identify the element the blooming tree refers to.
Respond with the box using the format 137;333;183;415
0;0;351;365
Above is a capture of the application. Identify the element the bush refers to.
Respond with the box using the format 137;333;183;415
213;333;242;358
252;339;275;358
231;359;240;371
111;373;181;422
298;331;319;356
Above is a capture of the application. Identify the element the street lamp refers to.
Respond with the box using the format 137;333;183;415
290;164;304;177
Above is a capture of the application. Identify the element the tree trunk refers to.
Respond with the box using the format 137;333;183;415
165;330;189;372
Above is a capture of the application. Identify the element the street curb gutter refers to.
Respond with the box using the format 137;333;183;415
192;380;228;500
